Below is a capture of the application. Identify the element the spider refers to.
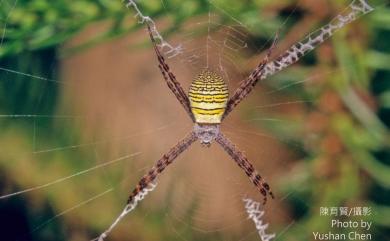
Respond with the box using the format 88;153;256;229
127;0;373;205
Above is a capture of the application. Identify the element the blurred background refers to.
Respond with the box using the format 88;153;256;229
0;0;389;241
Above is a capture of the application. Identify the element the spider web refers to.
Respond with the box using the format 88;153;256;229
0;0;385;241
142;4;295;239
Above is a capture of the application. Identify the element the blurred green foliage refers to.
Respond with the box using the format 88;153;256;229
0;0;289;58
0;0;390;241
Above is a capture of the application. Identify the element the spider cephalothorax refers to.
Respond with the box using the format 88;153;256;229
193;123;220;147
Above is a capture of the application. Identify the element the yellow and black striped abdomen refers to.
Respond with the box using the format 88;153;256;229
189;70;229;124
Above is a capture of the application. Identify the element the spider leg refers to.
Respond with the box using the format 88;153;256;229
222;0;373;120
222;33;278;120
146;24;195;122
215;132;274;205
127;131;197;204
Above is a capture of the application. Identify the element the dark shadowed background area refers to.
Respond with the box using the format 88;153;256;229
0;0;389;241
